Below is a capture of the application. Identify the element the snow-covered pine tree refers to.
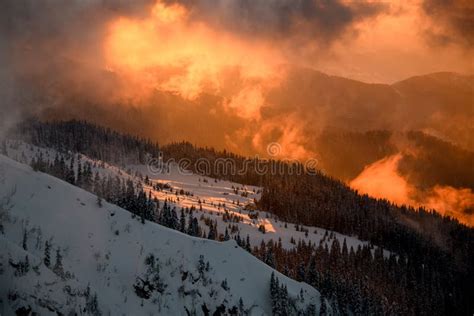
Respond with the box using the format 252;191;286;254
197;255;206;279
43;240;51;268
67;156;76;184
264;242;276;268
76;161;83;187
53;247;64;277
22;228;28;251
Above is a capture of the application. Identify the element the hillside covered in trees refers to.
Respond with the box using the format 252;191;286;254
4;119;474;315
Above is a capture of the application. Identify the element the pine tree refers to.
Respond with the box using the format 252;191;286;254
53;247;64;277
67;157;76;184
44;241;51;268
245;235;251;252
170;208;179;230
93;172;101;195
179;208;186;233
239;297;245;315
97;195;103;208
221;278;229;291
22;229;28;251
24;255;30;274
264;243;276;268
306;304;317;316
306;255;319;287
297;262;306;282
83;162;93;191
76;162;83;187
280;284;289;315
270;273;290;315
85;284;101;316
319;297;327;316
1;140;7;155
207;222;216;240
198;255;206;278
270;272;278;313
188;217;200;237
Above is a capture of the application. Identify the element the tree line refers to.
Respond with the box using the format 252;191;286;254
9;119;474;315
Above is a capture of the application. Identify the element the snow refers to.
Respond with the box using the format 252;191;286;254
133;163;381;254
0;154;321;315
5;140;386;255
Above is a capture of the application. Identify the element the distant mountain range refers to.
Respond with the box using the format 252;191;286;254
266;69;473;151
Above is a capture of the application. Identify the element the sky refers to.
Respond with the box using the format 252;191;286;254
0;0;472;156
1;0;472;89
100;0;473;93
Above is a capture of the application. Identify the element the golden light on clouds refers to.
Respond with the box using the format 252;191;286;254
104;0;284;103
351;154;474;226
315;0;473;82
2;0;472;223
350;154;412;205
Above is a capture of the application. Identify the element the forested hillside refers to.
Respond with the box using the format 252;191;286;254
4;119;474;315
0;155;320;315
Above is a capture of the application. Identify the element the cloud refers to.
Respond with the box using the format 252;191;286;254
0;0;156;129
350;154;413;206
163;0;389;44
422;0;474;48
350;153;474;226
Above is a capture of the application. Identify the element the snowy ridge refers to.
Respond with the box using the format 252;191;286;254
5;140;378;255
0;155;321;315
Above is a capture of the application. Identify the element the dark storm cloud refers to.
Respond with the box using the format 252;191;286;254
422;0;474;48
164;0;389;43
0;0;153;41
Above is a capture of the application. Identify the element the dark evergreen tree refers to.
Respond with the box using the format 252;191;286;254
43;240;51;268
319;298;327;316
224;228;230;241
198;255;206;279
97;195;103;208
24;255;30;274
53;247;64;277
179;208;186;233
76;161;83;188
306;255;319;287
245;235;251;252
207;222;217;240
270;272;278;314
170;208;179;230
22;229;28;251
67;157;76;184
1;140;7;155
264;242;276;268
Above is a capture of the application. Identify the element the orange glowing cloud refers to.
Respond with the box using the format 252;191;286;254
350;153;474;226
350;154;412;205
424;186;474;226
104;0;284;103
250;115;314;160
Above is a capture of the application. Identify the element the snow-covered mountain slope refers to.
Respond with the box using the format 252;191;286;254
132;164;385;254
0;155;321;315
5;140;377;256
